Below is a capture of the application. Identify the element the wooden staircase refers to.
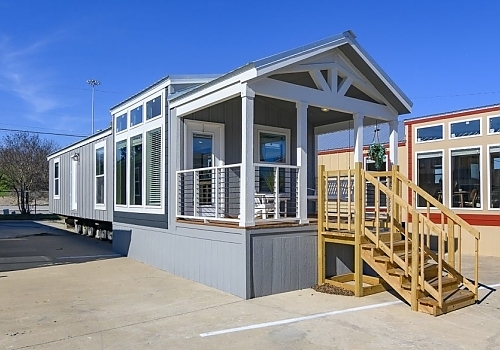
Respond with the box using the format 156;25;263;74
317;163;480;316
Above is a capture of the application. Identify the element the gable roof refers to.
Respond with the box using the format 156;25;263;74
170;30;412;115
318;120;406;152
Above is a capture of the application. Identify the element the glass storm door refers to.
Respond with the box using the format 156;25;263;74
193;134;213;205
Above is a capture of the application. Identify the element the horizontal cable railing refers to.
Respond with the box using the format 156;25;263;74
176;164;242;222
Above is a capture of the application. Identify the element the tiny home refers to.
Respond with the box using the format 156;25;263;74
50;31;414;299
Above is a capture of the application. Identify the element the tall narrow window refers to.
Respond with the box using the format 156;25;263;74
116;140;127;205
130;135;143;205
54;160;60;198
416;152;443;207
146;97;161;120
146;128;162;206
490;146;500;209
451;148;481;208
95;146;105;207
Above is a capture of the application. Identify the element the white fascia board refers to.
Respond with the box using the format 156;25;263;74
254;38;349;77
47;130;112;160
110;82;169;116
174;83;243;117
169;68;257;110
349;44;412;113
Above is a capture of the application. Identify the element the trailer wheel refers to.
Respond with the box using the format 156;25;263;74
98;229;106;240
75;224;82;234
82;225;88;236
88;226;95;237
107;230;113;241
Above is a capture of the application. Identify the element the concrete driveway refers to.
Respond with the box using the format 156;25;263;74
0;221;499;349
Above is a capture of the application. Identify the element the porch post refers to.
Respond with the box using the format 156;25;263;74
297;101;308;224
353;113;364;164
240;85;255;227
389;118;398;168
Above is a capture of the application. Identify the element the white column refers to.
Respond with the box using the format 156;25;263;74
297;101;309;224
240;85;255;227
389;118;399;168
353;113;364;164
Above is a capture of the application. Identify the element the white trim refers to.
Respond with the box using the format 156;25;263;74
94;140;106;211
487;115;500;135
183;120;225;169
414;123;445;143
414;150;444;210
487;143;500;211
47;130;112;160
449;117;482;139
448;146;483;210
70;157;78;211
53;157;60;200
254;124;291;165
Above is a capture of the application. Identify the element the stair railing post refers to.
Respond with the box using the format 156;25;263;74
317;165;326;285
411;212;419;311
448;218;455;268
354;162;363;297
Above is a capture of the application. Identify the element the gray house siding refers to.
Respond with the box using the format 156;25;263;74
48;133;113;223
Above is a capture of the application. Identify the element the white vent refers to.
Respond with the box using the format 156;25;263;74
146;127;162;206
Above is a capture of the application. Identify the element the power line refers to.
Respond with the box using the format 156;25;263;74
0;127;86;138
413;91;500;99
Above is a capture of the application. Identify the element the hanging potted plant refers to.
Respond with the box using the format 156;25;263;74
367;122;385;170
368;143;385;170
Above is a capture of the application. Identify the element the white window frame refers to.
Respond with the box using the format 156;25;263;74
449;118;482;139
448;146;483;210
113;89;165;214
94;140;106;210
184;120;225;169
53;158;60;199
414;150;444;209
254;124;291;165
415;123;444;143
129;102;144;129
129;133;143;208
115;112;128;134
487;115;500;135
487;143;500;211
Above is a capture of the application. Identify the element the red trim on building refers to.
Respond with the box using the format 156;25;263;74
407;124;413;205
404;105;500;126
424;213;500;227
318;141;406;156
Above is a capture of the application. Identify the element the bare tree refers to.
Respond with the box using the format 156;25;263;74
0;132;57;214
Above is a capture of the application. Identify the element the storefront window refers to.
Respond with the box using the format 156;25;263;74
451;148;481;208
416;152;443;207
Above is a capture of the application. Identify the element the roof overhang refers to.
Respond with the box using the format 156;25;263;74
47;128;112;160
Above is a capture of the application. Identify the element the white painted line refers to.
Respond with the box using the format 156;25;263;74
56;254;121;260
199;300;402;337
200;282;500;338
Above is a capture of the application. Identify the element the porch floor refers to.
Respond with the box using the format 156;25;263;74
176;216;318;229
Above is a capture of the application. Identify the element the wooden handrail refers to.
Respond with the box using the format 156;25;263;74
395;172;480;240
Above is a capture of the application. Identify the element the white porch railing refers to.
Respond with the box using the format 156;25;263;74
175;163;301;224
176;163;242;223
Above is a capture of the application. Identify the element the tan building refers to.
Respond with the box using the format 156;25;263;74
319;103;500;256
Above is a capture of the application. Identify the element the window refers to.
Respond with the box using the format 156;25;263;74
146;128;162;206
116;140;127;205
489;116;500;134
54;159;60;198
130;106;143;127
259;133;287;163
451;148;481;208
416;152;443;207
116;113;127;132
130;135;142;205
95;144;105;207
146;97;161;120
489;146;500;209
416;124;443;142
450;119;480;138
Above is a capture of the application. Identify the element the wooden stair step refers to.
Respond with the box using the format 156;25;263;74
401;275;456;291
419;289;475;307
373;255;391;263
387;267;405;276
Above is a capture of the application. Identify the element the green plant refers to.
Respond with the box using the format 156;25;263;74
368;143;385;170
263;169;285;193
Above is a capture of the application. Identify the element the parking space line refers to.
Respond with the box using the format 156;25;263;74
56;254;121;260
200;282;500;338
199;300;402;337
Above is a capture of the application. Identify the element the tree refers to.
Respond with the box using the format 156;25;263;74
0;132;58;214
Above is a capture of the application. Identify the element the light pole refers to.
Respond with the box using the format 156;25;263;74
86;79;100;134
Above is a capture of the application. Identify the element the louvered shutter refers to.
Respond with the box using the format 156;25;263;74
146;128;162;206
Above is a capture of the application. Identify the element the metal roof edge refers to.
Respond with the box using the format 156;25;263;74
47;127;112;160
404;103;500;124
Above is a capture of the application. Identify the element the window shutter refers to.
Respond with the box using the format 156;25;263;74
146;128;162;206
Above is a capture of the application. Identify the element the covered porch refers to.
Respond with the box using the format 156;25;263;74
169;32;410;228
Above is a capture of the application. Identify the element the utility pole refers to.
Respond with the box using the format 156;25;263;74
86;79;100;134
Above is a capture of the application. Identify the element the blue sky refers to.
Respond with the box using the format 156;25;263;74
1;0;499;148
